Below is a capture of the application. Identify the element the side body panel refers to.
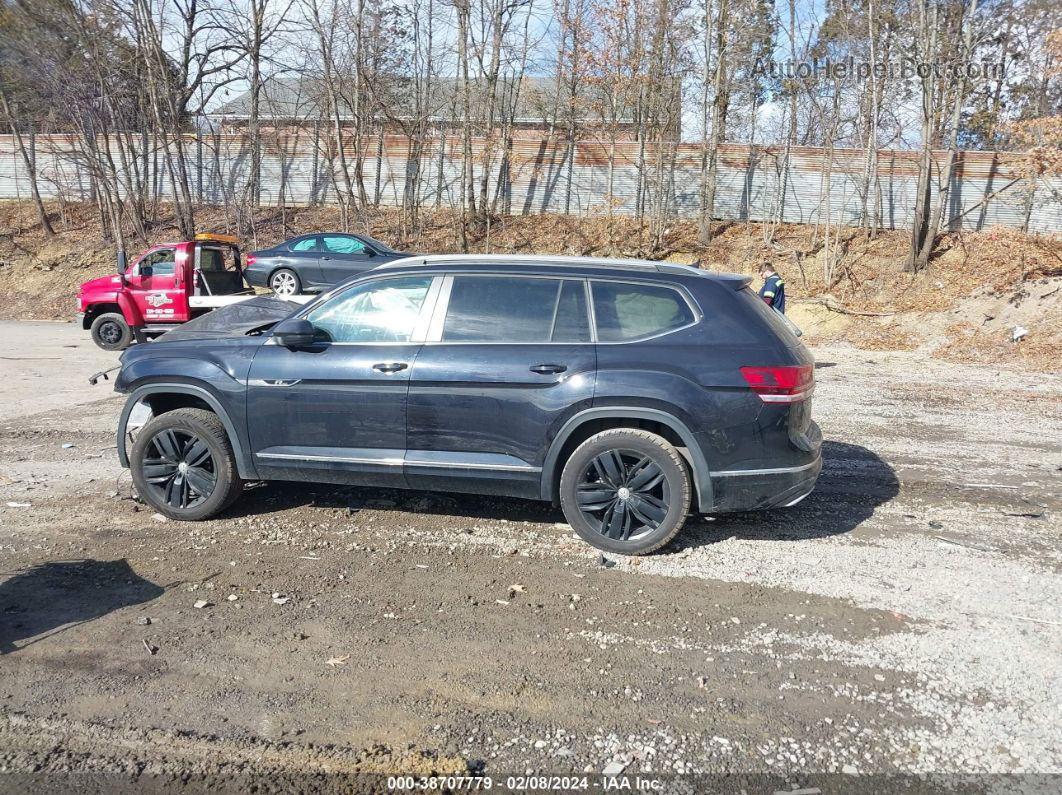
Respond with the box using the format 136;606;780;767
114;338;264;478
405;343;597;498
590;276;819;511
245;340;419;487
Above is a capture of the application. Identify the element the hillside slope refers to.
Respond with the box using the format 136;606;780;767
0;200;1058;371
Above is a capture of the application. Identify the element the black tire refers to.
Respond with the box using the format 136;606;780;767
269;268;301;297
559;429;691;555
130;408;244;521
90;312;133;351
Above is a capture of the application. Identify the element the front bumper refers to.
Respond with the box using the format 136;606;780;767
707;454;823;513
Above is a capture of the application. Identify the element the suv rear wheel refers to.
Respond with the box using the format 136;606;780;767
130;408;244;520
90;312;133;351
559;429;691;555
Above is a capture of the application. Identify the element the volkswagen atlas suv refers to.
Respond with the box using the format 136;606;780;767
112;255;822;555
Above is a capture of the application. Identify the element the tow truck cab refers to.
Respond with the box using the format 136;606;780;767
78;234;253;350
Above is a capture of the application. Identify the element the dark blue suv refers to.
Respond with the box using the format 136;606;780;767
113;255;821;555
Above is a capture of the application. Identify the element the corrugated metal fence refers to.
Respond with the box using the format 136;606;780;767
1;133;1060;233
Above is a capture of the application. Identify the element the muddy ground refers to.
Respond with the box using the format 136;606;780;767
0;321;1060;791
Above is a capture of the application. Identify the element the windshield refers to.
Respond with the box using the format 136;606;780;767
362;234;397;254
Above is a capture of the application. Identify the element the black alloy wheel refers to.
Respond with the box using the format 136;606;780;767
141;428;217;509
559;428;691;556
575;448;670;542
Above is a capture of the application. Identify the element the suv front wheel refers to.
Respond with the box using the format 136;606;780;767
130;408;244;520
559;429;691;555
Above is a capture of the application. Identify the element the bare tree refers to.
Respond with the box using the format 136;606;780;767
0;86;54;235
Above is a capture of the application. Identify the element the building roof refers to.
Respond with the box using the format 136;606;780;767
208;75;676;126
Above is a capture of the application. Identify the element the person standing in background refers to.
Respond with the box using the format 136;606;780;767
759;264;786;314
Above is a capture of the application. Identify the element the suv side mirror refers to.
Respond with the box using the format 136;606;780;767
273;318;316;348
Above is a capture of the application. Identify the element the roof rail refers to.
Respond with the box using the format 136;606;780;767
373;253;663;272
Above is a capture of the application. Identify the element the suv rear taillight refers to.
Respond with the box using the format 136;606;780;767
740;365;814;404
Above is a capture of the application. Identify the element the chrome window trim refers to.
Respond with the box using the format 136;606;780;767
425;275;454;342
290;270;702;347
584;276;599;343
410;275;444;343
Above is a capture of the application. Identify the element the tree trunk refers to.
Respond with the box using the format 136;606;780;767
913;0;980;269
699;0;729;244
0;90;55;236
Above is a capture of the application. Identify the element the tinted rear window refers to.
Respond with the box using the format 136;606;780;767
592;281;695;342
442;276;590;343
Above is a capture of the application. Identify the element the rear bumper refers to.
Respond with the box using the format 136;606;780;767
706;454;822;513
243;267;268;288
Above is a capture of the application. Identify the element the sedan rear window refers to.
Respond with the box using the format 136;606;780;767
290;237;317;252
592;281;695;342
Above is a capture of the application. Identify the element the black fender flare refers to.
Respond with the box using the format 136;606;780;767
116;383;258;480
539;407;713;510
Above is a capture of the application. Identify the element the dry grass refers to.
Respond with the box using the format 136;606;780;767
1;199;1059;372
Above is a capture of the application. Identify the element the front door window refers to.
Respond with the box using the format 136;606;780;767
306;276;433;343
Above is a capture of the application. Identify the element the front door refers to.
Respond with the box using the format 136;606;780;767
246;274;439;486
127;246;190;324
286;235;326;288
318;234;377;285
406;274;597;498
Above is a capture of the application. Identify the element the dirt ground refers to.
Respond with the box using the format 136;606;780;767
0;321;1059;791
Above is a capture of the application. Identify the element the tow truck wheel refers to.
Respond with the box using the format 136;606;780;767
90;312;133;351
270;268;301;297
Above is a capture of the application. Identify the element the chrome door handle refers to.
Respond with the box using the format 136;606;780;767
373;362;409;373
530;363;567;374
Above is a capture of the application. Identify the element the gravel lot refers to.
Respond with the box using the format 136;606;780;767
0;321;1059;789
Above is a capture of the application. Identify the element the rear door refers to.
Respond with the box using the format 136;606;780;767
318;234;377;285
405;274;596;497
127;246;190;324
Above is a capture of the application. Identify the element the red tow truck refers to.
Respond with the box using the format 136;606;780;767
77;234;270;350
